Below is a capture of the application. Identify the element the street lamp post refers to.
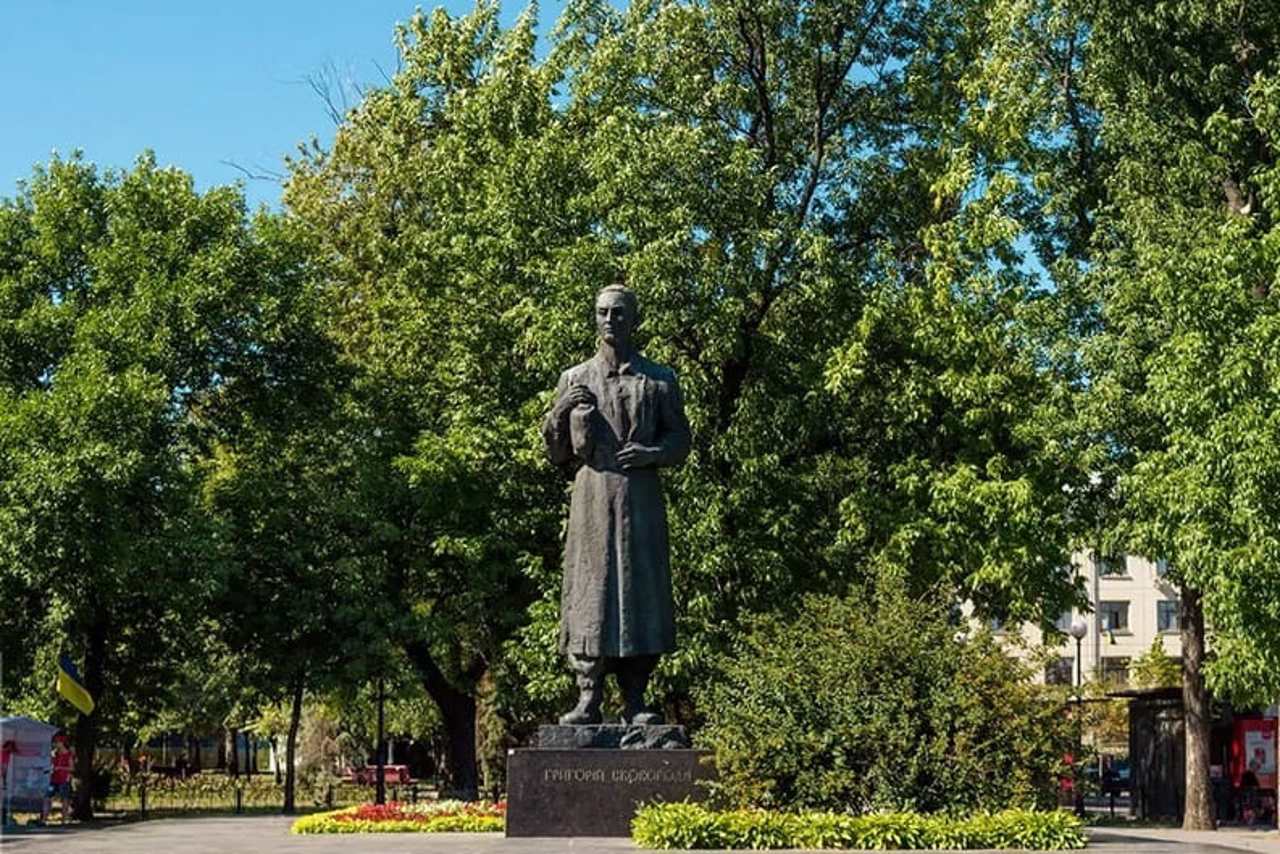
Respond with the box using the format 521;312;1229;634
1069;617;1089;818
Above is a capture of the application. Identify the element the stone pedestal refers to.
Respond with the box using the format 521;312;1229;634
505;737;713;837
534;724;691;750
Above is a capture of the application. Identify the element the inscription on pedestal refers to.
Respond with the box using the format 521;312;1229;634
505;748;714;837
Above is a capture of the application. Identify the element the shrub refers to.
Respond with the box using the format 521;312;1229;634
695;588;1075;812
630;803;1087;850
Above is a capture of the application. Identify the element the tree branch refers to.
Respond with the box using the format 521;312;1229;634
221;160;286;184
738;9;777;167
714;1;893;441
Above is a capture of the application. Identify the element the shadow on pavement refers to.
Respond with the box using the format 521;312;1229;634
1;819;134;841
1090;829;1260;853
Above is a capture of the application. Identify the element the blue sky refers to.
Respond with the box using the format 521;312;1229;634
2;1;551;210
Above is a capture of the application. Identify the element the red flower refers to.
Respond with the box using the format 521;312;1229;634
338;803;428;823
333;800;506;824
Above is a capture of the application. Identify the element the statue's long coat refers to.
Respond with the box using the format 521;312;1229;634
542;352;691;658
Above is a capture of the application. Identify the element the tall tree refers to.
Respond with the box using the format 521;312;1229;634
1085;7;1280;819
285;0;1091;795
284;3;583;794
967;0;1280;830
0;154;260;818
198;212;393;811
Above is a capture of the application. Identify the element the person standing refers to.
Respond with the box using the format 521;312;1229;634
49;735;74;823
1;739;15;825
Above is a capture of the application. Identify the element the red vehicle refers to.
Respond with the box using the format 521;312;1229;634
347;764;412;785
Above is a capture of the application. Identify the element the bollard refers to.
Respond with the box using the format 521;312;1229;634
325;783;333;809
140;778;147;819
392;785;399;803
410;784;418;805
235;787;243;815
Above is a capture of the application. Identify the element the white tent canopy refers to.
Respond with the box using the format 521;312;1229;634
2;716;60;813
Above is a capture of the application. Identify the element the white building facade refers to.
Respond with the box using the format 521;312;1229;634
1001;552;1184;686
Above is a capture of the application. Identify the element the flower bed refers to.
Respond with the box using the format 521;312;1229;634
291;799;506;834
631;804;1087;850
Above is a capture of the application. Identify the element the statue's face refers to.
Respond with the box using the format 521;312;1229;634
595;291;634;349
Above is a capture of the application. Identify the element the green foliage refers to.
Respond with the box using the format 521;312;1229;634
0;152;261;741
1079;680;1128;753
1132;638;1182;690
968;0;1280;708
283;4;569;782
199;207;389;706
313;681;444;773
696;585;1073;813
630;803;1087;850
280;0;1091;749
27;0;1280;813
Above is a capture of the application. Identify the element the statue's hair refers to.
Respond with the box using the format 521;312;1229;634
596;282;639;316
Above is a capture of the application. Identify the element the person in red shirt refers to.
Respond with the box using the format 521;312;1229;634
1;739;13;781
1;739;16;825
49;735;74;823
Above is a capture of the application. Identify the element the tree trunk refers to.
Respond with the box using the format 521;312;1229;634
227;725;240;778
403;640;479;800
282;678;304;814
71;618;108;821
1181;586;1215;830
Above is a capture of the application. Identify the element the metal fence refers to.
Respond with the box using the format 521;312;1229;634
98;773;435;818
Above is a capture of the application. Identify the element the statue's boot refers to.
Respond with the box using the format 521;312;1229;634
560;655;604;725
618;655;664;726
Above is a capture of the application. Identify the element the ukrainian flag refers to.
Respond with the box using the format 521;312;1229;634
57;654;95;716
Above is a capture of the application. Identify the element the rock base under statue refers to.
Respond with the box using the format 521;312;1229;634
535;723;691;750
505;728;713;837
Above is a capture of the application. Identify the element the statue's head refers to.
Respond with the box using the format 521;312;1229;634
595;283;638;350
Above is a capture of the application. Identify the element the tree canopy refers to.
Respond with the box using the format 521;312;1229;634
3;0;1279;822
0;154;264;815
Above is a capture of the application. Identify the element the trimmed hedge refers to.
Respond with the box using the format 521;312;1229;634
290;801;505;834
631;803;1087;850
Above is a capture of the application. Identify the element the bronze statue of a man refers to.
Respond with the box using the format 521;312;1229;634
541;283;691;725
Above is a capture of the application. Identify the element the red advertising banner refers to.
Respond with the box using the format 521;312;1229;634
1232;718;1278;790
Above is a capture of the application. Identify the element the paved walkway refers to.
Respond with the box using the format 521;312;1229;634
0;817;1275;853
1094;827;1280;853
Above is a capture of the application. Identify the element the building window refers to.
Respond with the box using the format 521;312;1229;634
1046;657;1074;685
1098;601;1130;632
1054;610;1073;633
1157;600;1180;633
1095;552;1127;577
1101;656;1131;685
1155;558;1171;577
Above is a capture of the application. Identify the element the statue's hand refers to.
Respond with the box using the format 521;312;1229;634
617;443;660;470
559;384;597;415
